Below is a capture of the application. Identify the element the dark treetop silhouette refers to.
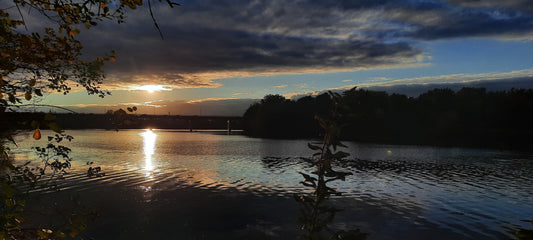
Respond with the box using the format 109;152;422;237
243;87;533;150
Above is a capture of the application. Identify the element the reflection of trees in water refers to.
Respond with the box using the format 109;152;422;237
340;158;533;184
260;156;309;173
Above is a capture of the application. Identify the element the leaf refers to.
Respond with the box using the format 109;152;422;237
33;128;41;140
34;89;43;96
6;134;17;146
25;91;32;100
299;172;317;182
333;151;350;160
307;143;321;150
29;78;36;86
312;152;322;157
336;141;348;148
8;93;16;103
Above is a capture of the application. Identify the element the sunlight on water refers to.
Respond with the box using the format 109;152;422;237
10;130;533;239
141;129;157;172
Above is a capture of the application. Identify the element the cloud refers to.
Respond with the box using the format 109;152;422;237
273;85;288;88
447;0;533;13
49;69;533;115
49;98;258;116
382;1;533;40
333;69;533;96
67;0;533;91
76;0;438;90
363;77;533;97
232;92;252;96
361;69;533;87
281;69;533;100
152;98;258;116
294;83;309;89
284;91;322;100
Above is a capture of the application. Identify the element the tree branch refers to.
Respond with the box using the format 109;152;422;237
148;0;164;39
15;2;28;31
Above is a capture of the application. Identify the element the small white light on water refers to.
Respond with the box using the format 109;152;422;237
141;129;157;171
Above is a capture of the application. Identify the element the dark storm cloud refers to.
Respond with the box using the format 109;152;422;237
99;27;420;73
78;0;533;89
395;3;533;40
447;0;533;13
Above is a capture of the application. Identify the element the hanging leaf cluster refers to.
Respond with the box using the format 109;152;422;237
0;0;178;110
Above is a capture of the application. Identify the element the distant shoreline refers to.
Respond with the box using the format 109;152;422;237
1;112;244;130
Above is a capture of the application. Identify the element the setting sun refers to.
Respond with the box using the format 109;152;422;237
135;85;169;93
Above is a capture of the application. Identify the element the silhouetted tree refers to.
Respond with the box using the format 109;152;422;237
243;87;533;149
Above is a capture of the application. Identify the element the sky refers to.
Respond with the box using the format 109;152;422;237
18;0;533;115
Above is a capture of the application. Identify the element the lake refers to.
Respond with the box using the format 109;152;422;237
10;129;533;239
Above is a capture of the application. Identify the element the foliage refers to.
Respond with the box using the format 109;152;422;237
1;0;177;109
296;92;367;240
243;87;533;149
1;0;176;238
243;94;330;138
0;113;79;239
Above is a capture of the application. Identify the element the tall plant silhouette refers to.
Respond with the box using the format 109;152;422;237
296;91;367;240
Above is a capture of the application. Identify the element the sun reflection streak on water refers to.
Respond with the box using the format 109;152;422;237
140;129;157;172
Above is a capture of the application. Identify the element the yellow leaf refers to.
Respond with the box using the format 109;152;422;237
69;230;78;238
111;56;116;62
33;128;41;140
69;31;75;37
29;79;36;86
100;3;106;9
25;91;32;100
1;52;10;57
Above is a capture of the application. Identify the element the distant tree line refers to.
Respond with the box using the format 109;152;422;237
243;87;533;149
1;111;243;131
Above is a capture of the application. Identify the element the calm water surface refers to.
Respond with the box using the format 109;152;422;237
12;129;533;239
